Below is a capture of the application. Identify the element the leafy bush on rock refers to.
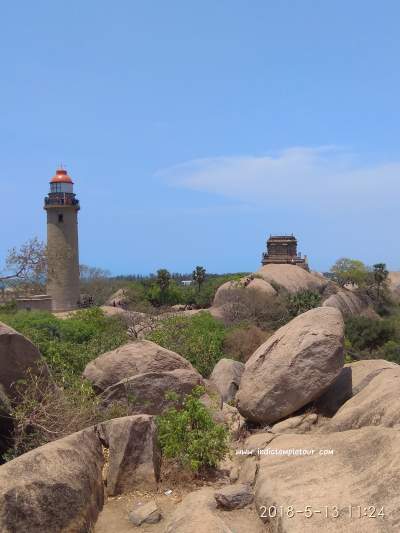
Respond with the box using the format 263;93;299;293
286;290;322;318
156;386;228;472
146;312;226;377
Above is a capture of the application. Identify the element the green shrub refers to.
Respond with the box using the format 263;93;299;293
146;312;226;377
286;290;321;317
345;316;396;352
156;386;228;472
145;281;186;307
382;340;400;364
0;307;128;384
0;300;17;314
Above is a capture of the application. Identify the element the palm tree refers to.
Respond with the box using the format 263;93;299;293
373;263;389;301
156;269;171;303
192;266;206;293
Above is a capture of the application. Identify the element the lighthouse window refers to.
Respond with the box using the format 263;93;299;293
51;183;62;193
58;214;64;223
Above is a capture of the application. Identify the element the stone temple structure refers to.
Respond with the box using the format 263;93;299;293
44;168;81;311
261;235;309;270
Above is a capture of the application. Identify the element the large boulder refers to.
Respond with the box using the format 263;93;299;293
213;277;276;308
0;322;49;400
83;340;196;393
102;368;204;415
214;484;254;510
325;366;400;432
237;307;344;424
348;358;398;394
246;277;277;294
210;358;245;404
105;288;129;307
315;359;398;416
164;487;264;533
0;427;104;532
211;277;277;322
323;289;377;318
98;415;160;495
256;264;328;294
313;366;353;416
255;427;400;532
387;272;400;302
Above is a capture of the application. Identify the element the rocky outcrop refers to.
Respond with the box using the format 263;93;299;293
221;403;246;440
349;358;398;393
164;487;232;533
270;413;318;434
98;415;160;495
237;307;344;424
102;368;203;415
129;500;161;525
213;277;276;309
99;305;130;317
256;264;328;294
313;366;353;416
315;359;398;416
246;277;278;294
83;340;196;393
387;272;400;302
323;288;377;318
210;359;244;404
325;366;400;431
211;277;277;322
0;321;49;400
255;427;400;532
238;456;258;486
105;288;129;307
214;484;254;510
240;432;276;456
0;385;12;457
0;427;104;533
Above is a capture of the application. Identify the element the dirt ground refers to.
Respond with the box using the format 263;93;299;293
95;487;268;533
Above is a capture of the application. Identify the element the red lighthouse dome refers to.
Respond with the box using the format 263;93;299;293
50;168;74;184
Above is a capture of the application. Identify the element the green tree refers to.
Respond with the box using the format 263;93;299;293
156;269;171;304
192;266;206;293
330;258;369;287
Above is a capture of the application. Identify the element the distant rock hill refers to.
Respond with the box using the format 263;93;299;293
211;263;376;319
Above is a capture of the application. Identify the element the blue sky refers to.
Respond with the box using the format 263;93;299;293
1;1;400;274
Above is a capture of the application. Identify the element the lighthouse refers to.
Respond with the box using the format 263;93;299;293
44;168;80;311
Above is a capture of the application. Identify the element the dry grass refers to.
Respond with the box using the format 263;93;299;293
6;369;129;460
223;325;270;362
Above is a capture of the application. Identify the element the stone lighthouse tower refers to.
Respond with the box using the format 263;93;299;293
44;168;80;311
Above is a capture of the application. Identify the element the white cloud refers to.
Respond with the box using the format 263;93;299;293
157;147;400;210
